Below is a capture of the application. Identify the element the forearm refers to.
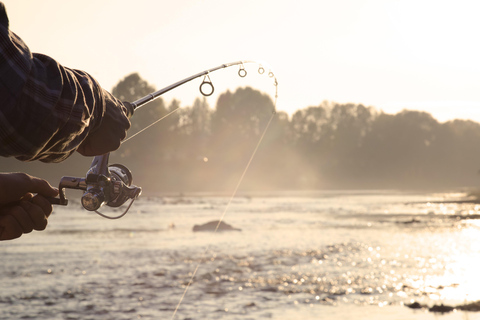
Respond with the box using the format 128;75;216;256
0;3;129;163
4;54;108;162
0;3;110;163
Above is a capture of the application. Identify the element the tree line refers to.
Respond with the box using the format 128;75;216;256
3;73;480;194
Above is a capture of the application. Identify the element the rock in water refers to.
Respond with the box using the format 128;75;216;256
193;220;241;232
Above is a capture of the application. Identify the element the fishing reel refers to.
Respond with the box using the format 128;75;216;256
51;153;142;218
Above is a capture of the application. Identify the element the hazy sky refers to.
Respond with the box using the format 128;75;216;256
3;0;480;122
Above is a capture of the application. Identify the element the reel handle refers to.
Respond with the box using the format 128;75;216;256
47;176;87;206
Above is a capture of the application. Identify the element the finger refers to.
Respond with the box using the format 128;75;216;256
0;173;58;201
27;177;59;198
31;195;53;218
18;201;48;231
7;205;34;234
0;215;23;240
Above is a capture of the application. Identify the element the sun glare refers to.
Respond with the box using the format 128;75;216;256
421;227;480;303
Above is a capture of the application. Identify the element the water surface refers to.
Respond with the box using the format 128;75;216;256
2;191;480;319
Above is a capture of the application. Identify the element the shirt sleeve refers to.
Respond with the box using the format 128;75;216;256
0;3;120;163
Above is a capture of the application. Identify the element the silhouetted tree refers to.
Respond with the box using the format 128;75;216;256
291;105;329;146
212;87;274;138
112;72;167;134
208;87;276;190
360;110;440;187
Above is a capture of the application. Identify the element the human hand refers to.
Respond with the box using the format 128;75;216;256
0;173;58;241
77;97;133;156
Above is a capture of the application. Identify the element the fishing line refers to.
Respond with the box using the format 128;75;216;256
121;107;180;145
170;87;278;320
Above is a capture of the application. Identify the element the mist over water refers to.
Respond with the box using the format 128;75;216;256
2;191;480;319
4;85;480;196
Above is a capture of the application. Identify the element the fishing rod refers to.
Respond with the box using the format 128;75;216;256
48;60;278;219
132;60;277;110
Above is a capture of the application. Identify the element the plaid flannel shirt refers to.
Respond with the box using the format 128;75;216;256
0;3;120;163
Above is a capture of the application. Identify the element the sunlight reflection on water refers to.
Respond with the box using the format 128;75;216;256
2;191;480;319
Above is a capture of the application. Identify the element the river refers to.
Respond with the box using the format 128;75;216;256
2;190;480;319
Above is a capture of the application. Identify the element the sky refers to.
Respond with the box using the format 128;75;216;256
3;0;480;122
